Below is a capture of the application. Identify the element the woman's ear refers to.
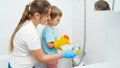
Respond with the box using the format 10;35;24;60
34;12;41;20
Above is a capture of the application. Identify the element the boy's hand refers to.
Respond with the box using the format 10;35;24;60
54;35;70;50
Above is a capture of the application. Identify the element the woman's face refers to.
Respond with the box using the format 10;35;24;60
39;9;51;25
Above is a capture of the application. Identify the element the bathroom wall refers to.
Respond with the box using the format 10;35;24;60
83;12;120;68
113;0;120;11
106;12;120;68
85;0;120;64
85;12;110;64
0;55;10;68
0;0;29;68
73;11;120;65
0;0;29;55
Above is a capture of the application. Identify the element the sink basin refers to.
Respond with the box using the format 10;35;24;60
74;62;112;68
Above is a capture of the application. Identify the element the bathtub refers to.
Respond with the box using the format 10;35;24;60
74;62;113;68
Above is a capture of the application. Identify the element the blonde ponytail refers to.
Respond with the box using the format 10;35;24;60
9;4;30;52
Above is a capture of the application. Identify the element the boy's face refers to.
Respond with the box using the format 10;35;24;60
50;16;61;26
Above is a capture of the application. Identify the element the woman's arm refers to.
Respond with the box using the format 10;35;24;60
31;48;62;63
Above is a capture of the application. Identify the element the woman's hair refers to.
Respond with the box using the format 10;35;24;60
95;0;110;10
9;0;51;52
50;5;62;19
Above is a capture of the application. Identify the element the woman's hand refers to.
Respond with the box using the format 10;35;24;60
62;50;76;58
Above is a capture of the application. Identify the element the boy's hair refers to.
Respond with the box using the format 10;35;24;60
50;6;62;19
95;0;110;10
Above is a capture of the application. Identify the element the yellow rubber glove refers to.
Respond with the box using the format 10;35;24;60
54;35;70;50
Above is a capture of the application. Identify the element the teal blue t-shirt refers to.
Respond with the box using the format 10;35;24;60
41;25;58;55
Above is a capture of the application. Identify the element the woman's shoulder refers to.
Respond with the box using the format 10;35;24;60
17;22;38;38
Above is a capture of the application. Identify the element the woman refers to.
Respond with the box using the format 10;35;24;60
8;0;76;68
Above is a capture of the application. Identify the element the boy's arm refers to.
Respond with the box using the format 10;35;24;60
47;42;54;48
53;35;70;50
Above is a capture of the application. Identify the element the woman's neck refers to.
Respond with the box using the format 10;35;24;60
30;18;39;27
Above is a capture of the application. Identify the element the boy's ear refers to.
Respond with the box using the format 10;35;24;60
34;12;41;19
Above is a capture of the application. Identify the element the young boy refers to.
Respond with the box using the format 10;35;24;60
41;5;62;68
